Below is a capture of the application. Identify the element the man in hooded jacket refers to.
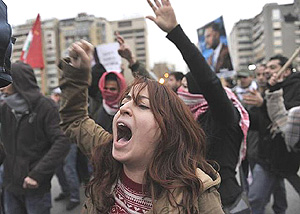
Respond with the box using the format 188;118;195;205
0;62;70;214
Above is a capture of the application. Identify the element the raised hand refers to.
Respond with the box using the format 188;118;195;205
268;72;284;87
243;90;264;107
68;40;94;70
146;0;178;33
116;32;136;66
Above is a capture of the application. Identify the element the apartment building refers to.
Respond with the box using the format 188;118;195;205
59;13;114;58
110;17;149;82
12;15;150;92
229;19;254;70
230;2;299;71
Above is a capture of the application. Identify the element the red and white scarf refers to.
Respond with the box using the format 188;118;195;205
177;87;250;163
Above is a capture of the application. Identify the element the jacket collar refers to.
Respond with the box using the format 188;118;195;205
147;167;221;214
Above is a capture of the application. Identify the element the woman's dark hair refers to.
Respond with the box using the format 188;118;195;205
86;77;215;213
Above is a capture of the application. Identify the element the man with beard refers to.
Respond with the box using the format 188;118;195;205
204;22;233;73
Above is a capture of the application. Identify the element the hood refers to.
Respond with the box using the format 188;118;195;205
10;61;41;110
196;166;221;192
98;71;127;101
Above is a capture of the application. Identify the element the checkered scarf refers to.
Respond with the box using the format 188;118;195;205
177;87;250;162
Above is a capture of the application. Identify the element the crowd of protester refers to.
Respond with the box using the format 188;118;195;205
0;0;299;213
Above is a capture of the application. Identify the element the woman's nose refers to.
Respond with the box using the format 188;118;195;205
119;101;133;116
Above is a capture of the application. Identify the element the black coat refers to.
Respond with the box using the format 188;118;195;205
0;62;70;195
167;25;244;206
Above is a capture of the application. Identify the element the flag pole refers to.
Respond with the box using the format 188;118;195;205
41;68;45;94
40;17;46;95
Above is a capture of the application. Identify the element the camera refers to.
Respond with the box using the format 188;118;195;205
0;0;13;88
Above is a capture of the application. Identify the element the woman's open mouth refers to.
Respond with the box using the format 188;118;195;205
117;122;132;143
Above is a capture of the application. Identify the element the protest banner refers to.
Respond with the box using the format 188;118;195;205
197;16;235;78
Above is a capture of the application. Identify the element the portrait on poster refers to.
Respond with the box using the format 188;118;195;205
197;16;235;77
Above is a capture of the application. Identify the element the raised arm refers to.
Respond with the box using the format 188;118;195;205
146;0;236;123
116;32;151;79
59;40;112;158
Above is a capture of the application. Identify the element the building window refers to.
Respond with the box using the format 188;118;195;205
273;21;281;29
274;39;282;46
274;48;283;54
238;41;252;45
118;30;133;35
48;74;57;78
272;9;281;21
273;30;282;38
118;21;132;28
238;48;253;51
135;29;144;33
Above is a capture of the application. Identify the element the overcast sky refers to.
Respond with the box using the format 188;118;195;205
5;0;293;72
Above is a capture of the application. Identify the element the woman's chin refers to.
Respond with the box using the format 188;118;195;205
112;147;128;163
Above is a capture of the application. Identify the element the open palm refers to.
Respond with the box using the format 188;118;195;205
146;0;178;33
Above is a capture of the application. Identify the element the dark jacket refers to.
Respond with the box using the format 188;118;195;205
249;71;300;175
0;143;5;165
88;62;106;118
167;25;244;206
0;62;70;195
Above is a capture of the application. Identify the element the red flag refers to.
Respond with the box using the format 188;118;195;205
20;14;44;69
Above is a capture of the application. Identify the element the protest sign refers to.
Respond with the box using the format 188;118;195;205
96;42;122;72
197;16;235;78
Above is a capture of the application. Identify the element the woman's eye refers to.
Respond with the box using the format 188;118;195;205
138;104;149;110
